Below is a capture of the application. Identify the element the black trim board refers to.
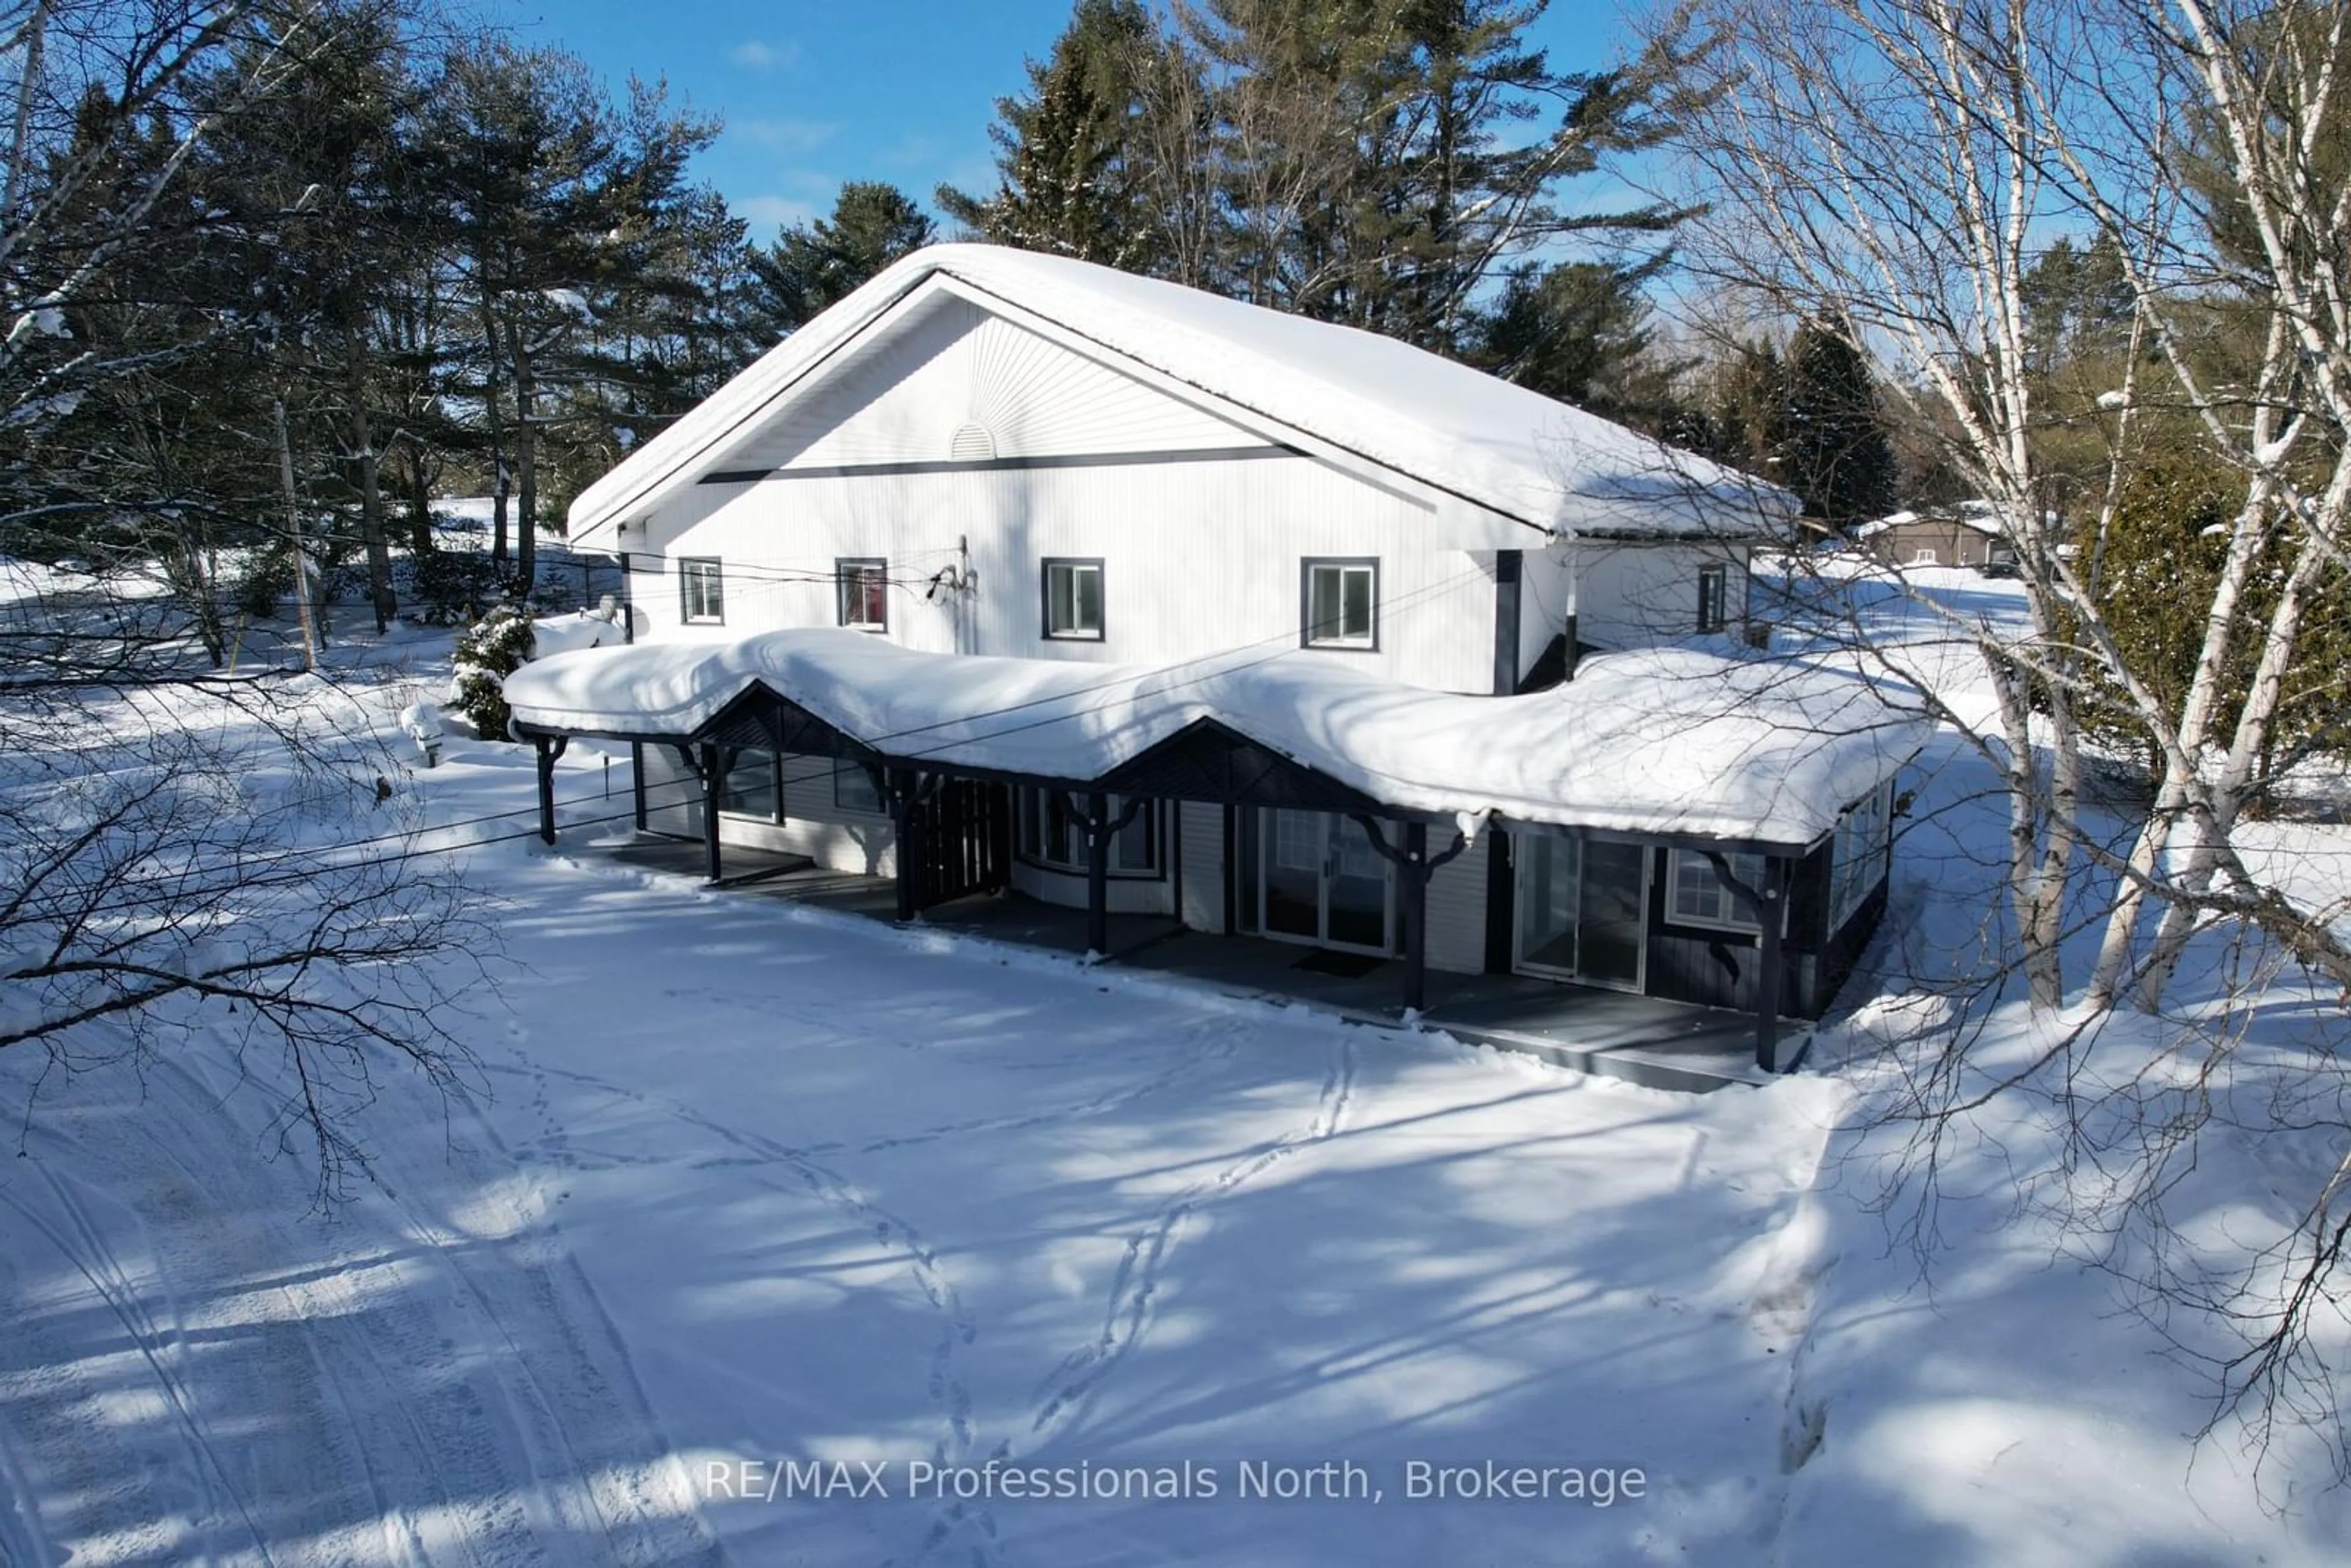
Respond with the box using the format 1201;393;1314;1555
701;444;1297;486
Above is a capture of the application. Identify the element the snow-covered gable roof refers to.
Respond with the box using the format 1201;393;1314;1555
568;244;1793;549
504;631;1925;850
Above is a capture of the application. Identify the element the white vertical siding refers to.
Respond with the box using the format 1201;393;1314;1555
722;294;1269;470
1542;541;1754;653
1179;801;1226;931
1425;838;1490;975
629;456;1502;692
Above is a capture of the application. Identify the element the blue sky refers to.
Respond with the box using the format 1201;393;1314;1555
490;1;1643;243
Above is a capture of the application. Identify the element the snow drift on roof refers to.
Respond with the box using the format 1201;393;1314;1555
568;244;1793;547
504;631;1925;849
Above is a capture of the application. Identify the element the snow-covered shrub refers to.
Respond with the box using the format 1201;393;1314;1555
450;601;534;739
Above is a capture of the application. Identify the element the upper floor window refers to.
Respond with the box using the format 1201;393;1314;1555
1697;564;1728;633
680;557;724;625
1302;558;1378;650
1042;558;1105;640
837;557;888;632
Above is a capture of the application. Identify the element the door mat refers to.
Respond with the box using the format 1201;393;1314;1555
1291;948;1388;979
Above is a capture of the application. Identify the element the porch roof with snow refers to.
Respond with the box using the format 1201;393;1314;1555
565;244;1795;551
503;631;1927;853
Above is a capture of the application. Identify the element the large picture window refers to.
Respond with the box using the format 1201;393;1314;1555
837;557;888;632
1302;558;1378;650
680;557;725;625
716;746;781;820
1668;849;1767;931
1041;558;1104;640
1016;789;1161;876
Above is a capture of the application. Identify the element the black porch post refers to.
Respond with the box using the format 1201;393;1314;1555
890;769;918;922
1221;802;1239;934
1755;855;1787;1072
631;740;647;831
699;742;722;882
533;735;563;844
1086;790;1109;958
1403;820;1430;1012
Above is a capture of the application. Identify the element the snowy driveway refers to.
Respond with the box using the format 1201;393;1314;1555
0;825;1836;1566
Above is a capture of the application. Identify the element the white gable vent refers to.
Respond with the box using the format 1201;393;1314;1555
949;422;997;462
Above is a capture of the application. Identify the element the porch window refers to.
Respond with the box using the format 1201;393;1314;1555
1041;558;1105;640
716;746;782;821
834;759;883;816
1016;789;1161;876
680;557;725;624
1302;558;1378;650
1697;564;1727;632
1668;848;1767;931
837;557;888;631
1828;782;1892;928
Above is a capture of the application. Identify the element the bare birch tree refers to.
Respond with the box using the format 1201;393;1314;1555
1659;0;2351;1482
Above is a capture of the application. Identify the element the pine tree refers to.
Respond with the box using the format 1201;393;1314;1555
1471;254;1687;431
751;181;935;332
937;0;1157;268
1780;319;1897;530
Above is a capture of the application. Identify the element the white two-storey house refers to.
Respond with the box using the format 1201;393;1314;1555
504;245;1922;1060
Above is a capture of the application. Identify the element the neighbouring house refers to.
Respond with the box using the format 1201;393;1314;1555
1854;498;2021;569
503;244;1925;1067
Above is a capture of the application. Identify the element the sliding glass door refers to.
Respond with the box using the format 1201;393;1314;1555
1514;831;1648;992
1260;809;1395;955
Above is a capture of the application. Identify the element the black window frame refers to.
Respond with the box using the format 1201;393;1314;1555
836;557;888;632
1013;788;1165;879
714;745;784;822
1040;557;1106;642
833;758;883;816
679;556;726;625
1697;563;1728;633
1300;557;1380;651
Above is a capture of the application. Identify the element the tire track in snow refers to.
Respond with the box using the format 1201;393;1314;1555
1023;1034;1358;1446
0;1167;279;1567
493;1057;994;1567
381;1063;732;1568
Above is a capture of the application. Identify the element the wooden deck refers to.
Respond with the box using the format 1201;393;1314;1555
600;836;1792;1092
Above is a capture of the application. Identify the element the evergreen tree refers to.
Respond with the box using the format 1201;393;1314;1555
1779;319;1897;529
1471;254;1687;431
751;181;935;332
937;0;1157;268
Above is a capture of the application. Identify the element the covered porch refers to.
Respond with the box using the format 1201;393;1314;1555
506;628;1923;1082
601;836;1786;1093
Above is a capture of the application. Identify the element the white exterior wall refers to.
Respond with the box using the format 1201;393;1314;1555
624;457;1498;693
1521;540;1755;656
640;744;898;876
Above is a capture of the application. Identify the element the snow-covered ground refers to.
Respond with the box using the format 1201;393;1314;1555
1;561;2345;1565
